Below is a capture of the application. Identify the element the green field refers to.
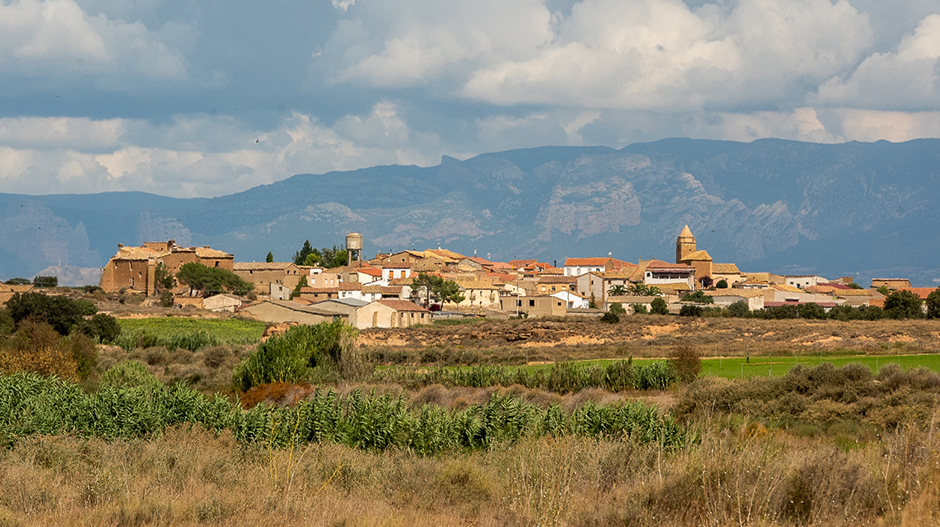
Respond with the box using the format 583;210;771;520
433;353;940;380
117;317;267;346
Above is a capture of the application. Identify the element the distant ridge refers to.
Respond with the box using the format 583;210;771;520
1;138;938;287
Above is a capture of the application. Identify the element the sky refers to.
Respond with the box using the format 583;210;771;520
0;0;938;198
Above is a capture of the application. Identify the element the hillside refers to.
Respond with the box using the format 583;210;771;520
1;138;938;285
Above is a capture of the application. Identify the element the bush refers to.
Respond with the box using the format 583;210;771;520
668;344;701;383
5;292;96;335
232;321;359;391
160;291;174;308
884;289;924;319
727;301;749;317
0;320;79;380
681;291;713;303
74;313;121;343
650;298;669;315
632;304;648;314
678;305;703;317
600;312;620;324
608;302;626;315
32;276;58;288
101;360;162;390
716;279;728;289
798;303;826;320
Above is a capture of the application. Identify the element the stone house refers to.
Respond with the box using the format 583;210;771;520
500;295;567;318
351;299;431;329
643;260;696;290
241;300;347;324
99;240;233;295
233;262;303;294
203;294;243;313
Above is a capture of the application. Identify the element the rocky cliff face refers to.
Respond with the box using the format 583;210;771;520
1;138;938;286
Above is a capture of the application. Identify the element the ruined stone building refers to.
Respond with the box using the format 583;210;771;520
99;240;233;295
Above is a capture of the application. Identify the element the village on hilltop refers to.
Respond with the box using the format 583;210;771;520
7;226;924;328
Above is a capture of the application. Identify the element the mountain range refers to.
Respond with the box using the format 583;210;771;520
1;138;938;287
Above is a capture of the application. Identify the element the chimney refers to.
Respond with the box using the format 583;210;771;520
117;243;124;249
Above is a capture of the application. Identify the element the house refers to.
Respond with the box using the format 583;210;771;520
381;263;413;281
872;278;913;291
99;240;233;295
711;263;744;287
351;299;432;329
536;276;579;295
675;225;743;287
563;257;634;277
450;280;502;311
704;289;766;311
552;290;590;309
233;262;303;293
270;283;291;301
576;269;644;307
203;294;243;313
500;295;567;318
298;286;339;302
241;300;348;324
308;298;369;319
785;275;828;289
643;260;696;290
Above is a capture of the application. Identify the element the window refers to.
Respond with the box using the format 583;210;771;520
529;300;535;307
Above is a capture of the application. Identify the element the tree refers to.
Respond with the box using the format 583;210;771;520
632;303;648;314
716;279;728;289
410;273;463;306
651;297;669;315
608;284;628;297
33;276;58;288
290;276;308;300
266;252;274;263
927;287;940;319
884;289;924;319
629;283;650;296
798;302;826;320
699;276;713;289
4;278;30;285
600;312;619;324
877;285;891;296
609;302;626;315
154;262;174;292
681;290;714;304
176;263;254;297
679;305;703;317
5;292;94;335
589;293;598;309
293;240;315;265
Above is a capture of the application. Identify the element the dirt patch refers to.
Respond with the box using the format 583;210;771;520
641;323;680;340
889;334;915;343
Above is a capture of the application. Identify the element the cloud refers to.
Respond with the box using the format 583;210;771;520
319;0;872;111
0;0;188;86
0;102;445;198
816;14;940;110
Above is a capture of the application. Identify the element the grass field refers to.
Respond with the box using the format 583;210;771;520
117;317;267;346
428;353;940;380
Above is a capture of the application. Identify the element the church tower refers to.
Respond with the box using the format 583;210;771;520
676;225;696;263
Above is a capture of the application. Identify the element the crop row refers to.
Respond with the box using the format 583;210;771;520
375;360;680;393
0;372;689;454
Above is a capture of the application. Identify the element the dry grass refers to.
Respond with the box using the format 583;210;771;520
362;317;940;366
2;417;940;526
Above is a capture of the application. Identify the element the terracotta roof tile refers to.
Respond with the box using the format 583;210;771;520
377;299;429;312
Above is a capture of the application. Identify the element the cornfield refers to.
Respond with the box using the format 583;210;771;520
375;360;679;394
0;372;690;455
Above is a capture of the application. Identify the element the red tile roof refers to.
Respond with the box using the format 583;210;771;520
377;299;428;312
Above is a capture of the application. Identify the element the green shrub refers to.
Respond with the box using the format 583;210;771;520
100;360;162;390
727;301;749;317
5;292;95;335
668;344;701;383
609;302;626;315
632;304;648;314
74;313;121;343
716;279;728;289
650;298;669;315
232;321;359;391
600;312;620;324
678;305;702;317
681;291;713;303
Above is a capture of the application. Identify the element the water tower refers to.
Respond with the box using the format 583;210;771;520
346;232;363;266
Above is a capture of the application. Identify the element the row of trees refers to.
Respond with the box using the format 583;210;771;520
292;241;348;268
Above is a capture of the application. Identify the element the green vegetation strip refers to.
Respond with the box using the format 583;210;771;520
0;373;689;454
698;353;940;379
116;318;267;350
